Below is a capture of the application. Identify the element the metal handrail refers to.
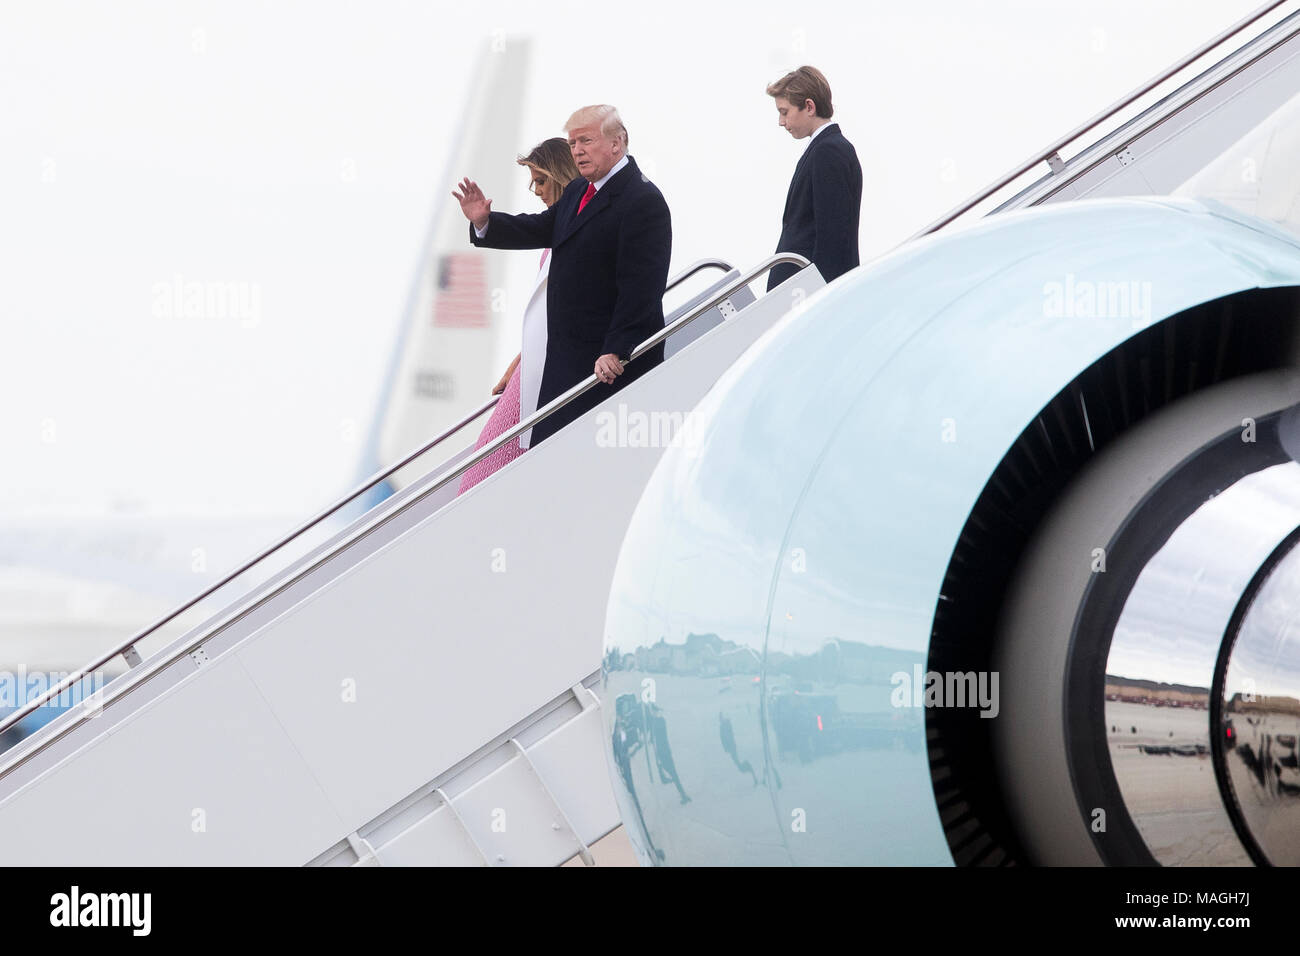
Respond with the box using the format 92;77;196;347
665;258;734;293
0;253;805;749
908;0;1295;240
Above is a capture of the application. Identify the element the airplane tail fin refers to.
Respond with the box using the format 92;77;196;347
354;38;532;512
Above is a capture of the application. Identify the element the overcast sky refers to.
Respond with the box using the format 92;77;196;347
0;0;1265;517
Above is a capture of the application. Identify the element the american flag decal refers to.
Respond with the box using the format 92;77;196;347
433;253;489;328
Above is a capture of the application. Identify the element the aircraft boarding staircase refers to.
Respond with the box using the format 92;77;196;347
5;1;1300;865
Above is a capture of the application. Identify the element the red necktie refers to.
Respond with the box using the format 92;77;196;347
577;182;596;214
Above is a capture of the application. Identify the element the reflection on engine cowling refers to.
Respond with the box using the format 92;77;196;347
1219;532;1300;864
603;635;924;866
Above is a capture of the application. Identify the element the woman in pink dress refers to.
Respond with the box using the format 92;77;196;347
458;139;580;494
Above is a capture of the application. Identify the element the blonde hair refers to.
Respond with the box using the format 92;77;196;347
517;137;580;192
563;104;628;149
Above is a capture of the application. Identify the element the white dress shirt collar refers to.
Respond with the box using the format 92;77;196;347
591;154;629;191
807;121;833;144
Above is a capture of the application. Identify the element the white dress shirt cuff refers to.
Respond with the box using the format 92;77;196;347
474;221;489;238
